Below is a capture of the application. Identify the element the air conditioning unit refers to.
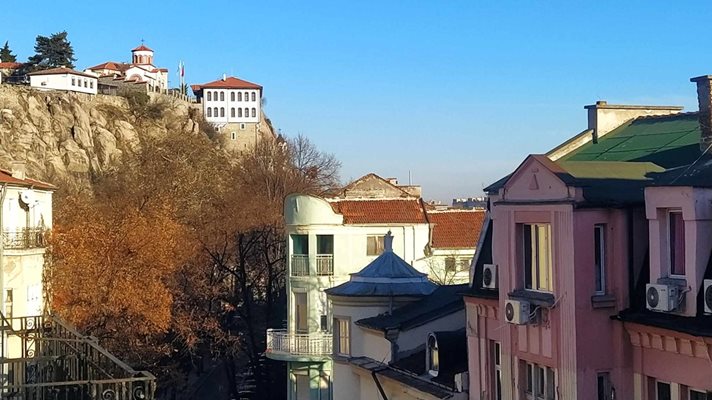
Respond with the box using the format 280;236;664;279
704;279;712;315
646;283;679;312
504;299;530;325
482;264;497;289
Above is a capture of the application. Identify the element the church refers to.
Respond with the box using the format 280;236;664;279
85;44;169;93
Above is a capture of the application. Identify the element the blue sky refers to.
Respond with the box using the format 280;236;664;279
3;1;711;201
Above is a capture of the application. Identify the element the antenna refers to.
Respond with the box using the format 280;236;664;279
408;170;412;185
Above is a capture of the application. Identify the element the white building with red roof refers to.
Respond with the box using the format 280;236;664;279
266;173;484;400
85;44;169;93
28;67;98;95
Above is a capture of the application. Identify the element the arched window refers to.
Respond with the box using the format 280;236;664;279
207;108;212;117
213;107;218;116
220;107;225;117
251;108;256;118
220;92;224;101
231;132;236;140
251;92;256;102
71;78;76;86
238;92;242;101
231;108;235;117
427;335;439;376
244;108;249;118
244;92;249;101
238;108;242;117
231;92;235;101
207;92;212;101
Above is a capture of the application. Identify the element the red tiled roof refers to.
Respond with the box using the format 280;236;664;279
0;170;56;190
428;210;485;249
87;61;131;72
329;199;427;224
0;62;22;69
27;67;97;79
132;44;153;52
198;76;262;90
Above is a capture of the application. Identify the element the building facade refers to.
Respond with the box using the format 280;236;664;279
464;76;712;399
266;174;483;400
86;44;169;93
28;67;98;95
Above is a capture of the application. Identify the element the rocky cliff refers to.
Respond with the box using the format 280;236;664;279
0;85;210;187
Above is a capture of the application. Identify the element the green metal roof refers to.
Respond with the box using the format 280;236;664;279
558;161;664;180
560;113;701;168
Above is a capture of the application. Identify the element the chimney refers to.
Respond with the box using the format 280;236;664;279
691;75;712;153
386;178;398;185
10;161;26;180
222;74;227;81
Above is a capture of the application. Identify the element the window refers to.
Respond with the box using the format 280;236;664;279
669;210;685;276
252;92;256;101
89;81;93;89
317;235;333;255
367;235;385;256
238;92;242;101
656;381;671;400
71;77;75;86
597;372;611;400
220;107;225;117
244;91;249;100
207;107;212;117
594;224;606;294
492;341;502;400
295;292;308;333
252;107;256;117
690;389;709;400
231;132;236;140
230;92;235;101
207;92;212;101
238;108;243;117
220;91;224;101
231;108;235;118
84;79;87;88
522;224;553;291
445;257;457;273
333;317;350;355
459;258;472;272
4;289;12;319
240;123;246;130
427;335;439;375
244;107;249;118
525;362;555;400
213;107;218;117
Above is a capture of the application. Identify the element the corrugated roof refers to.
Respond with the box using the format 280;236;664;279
329;199;427;224
428;210;485;249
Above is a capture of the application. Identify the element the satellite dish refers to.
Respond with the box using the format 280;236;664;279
20;190;34;205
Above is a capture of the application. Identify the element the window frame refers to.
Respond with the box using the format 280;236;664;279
427;335;439;376
207;92;211;101
206;107;212;117
251;92;256;101
366;235;385;256
655;380;671;400
667;210;686;277
524;361;555;400
230;92;235;101
252;107;256;118
231;108;235;118
594;224;606;295
333;316;351;356
521;223;553;292
219;91;224;101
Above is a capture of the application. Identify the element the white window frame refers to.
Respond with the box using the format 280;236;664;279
594;224;606;295
655;380;671;400
493;341;502;400
366;235;385;256
525;362;555;400
522;223;553;292
333;316;350;356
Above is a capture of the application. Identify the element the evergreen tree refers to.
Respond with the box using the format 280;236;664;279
26;31;76;70
0;41;17;62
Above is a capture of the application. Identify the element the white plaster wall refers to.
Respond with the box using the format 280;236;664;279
30;73;97;94
396;310;466;354
332;302;391;359
203;88;261;124
332;361;361;400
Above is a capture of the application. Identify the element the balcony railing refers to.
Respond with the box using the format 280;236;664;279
0;314;156;399
316;254;334;276
266;329;332;358
3;228;47;249
291;254;310;276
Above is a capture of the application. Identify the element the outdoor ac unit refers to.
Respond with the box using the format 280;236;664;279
504;299;530;325
704;279;712;315
646;283;679;312
482;264;497;289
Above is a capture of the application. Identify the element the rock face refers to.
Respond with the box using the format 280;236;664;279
0;85;203;187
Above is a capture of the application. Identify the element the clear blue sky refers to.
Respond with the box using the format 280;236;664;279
3;1;711;201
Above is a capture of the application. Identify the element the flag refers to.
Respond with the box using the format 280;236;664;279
180;61;185;77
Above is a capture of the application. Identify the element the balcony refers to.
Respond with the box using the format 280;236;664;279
291;254;310;276
316;254;334;276
3;228;47;250
0;314;156;399
265;329;332;362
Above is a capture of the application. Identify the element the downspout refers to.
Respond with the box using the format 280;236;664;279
385;329;399;363
627;209;635;307
0;184;7;359
371;369;389;400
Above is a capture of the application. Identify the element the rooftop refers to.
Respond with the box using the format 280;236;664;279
27;67;97;79
197;76;262;90
328;198;428;224
0;169;56;190
428;209;485;249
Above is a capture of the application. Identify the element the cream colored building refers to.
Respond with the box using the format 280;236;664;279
28;67;98;95
85;44;169;93
265;174;483;400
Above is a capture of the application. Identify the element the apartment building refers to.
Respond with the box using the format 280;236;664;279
464;76;712;399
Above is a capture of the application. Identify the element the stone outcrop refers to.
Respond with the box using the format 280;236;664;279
0;85;204;187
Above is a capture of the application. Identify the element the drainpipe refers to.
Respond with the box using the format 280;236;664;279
371;369;389;400
385;329;399;363
627;209;635;308
0;183;7;357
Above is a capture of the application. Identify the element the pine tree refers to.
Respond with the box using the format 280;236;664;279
26;31;76;70
0;41;16;63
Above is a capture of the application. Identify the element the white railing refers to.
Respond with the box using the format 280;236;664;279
291;255;309;276
316;255;334;276
266;329;332;357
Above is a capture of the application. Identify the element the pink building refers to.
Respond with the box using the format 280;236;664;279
465;76;712;399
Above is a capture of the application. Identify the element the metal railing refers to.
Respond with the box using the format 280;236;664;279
291;255;310;276
265;329;332;357
0;314;156;399
3;228;47;249
316;255;334;276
